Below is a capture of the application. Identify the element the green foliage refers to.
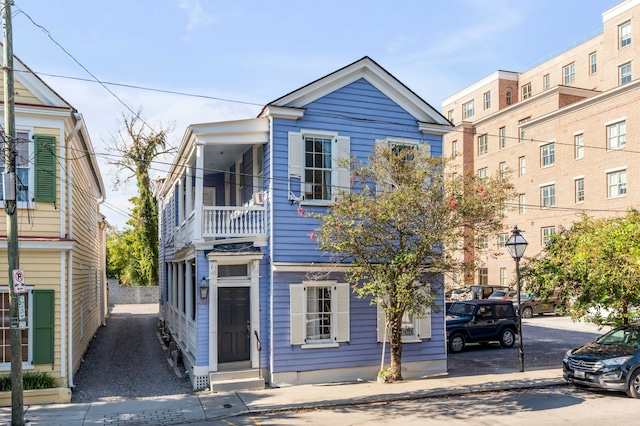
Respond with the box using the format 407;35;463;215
0;371;55;391
521;210;640;327
310;144;515;380
106;112;175;286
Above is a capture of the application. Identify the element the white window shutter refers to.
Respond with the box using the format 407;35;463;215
335;283;350;342
376;301;388;342
416;310;432;339
419;142;431;157
288;132;303;179
374;139;388;195
333;136;351;198
288;132;304;201
290;284;305;345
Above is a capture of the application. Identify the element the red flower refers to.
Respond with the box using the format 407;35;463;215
369;211;375;217
448;195;454;201
297;207;305;216
477;186;484;192
481;192;487;198
450;203;457;210
308;232;316;239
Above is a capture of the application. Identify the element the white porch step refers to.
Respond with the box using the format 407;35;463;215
210;369;265;392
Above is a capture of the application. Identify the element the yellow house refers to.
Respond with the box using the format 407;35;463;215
0;54;106;389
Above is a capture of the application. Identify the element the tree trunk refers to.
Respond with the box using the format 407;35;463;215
387;312;404;381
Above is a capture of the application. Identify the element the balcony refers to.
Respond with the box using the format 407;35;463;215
202;205;266;238
175;204;267;250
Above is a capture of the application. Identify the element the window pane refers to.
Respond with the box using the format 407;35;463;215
306;286;332;341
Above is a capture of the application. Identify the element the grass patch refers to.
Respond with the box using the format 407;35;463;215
0;371;56;391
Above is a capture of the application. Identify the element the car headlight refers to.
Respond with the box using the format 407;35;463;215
600;356;632;366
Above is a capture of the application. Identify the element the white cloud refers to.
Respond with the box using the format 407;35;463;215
178;0;215;31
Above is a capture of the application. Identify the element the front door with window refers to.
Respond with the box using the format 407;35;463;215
218;287;250;363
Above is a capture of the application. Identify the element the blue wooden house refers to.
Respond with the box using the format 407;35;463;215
157;57;452;390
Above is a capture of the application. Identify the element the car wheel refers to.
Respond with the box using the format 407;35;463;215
499;329;515;348
627;370;640;398
449;333;465;353
522;306;533;319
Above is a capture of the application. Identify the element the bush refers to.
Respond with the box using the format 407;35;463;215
0;371;55;391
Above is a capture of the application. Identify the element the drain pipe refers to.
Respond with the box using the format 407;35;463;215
268;116;275;383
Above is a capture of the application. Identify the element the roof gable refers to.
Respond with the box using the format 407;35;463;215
262;56;450;126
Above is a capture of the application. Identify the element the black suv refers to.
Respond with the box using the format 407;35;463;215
563;323;640;398
446;300;518;353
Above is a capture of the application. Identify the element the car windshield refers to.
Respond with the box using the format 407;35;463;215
491;291;507;298
596;327;640;347
448;303;475;316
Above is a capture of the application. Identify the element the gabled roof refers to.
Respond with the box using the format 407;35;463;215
259;56;451;126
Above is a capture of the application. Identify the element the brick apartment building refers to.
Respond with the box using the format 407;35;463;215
442;0;640;291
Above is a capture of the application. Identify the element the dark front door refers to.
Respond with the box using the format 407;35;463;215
218;287;250;363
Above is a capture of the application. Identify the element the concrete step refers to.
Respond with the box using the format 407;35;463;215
210;369;264;392
210;376;265;392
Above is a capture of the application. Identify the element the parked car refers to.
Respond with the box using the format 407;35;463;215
563;323;640;398
446;300;519;353
488;290;516;300
449;288;470;301
513;293;564;318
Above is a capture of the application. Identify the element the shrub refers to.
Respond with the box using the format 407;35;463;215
0;371;55;391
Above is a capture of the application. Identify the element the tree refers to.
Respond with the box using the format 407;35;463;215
309;144;515;381
521;210;640;327
107;112;175;286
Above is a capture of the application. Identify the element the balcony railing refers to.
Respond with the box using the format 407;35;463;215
202;205;267;239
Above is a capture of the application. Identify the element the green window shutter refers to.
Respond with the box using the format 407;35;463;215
33;289;55;364
34;135;57;202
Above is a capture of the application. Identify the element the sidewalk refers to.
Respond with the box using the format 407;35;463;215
0;368;566;425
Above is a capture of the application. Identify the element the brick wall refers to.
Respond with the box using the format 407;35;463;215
108;278;160;305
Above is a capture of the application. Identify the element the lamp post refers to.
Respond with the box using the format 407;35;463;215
505;225;528;372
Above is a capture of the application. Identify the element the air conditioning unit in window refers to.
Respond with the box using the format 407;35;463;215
252;192;264;205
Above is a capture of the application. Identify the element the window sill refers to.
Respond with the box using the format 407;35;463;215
301;342;339;349
401;338;422;344
0;363;34;371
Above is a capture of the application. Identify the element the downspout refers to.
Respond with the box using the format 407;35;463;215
97;199;106;326
268;116;275;382
66;115;78;388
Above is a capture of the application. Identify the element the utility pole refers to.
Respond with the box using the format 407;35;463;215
2;0;24;425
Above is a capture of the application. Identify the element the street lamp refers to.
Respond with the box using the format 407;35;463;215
505;225;528;372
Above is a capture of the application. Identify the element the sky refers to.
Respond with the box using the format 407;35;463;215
7;0;622;228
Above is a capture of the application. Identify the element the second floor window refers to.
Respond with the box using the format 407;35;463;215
543;74;550;90
608;170;627;198
478;235;488;250
542;226;556;247
478;134;488;155
575;178;584;203
519;156;526;176
519;194;526;214
590;52;597;74
563;63;575;84
521;83;531;100
463;100;474;119
478;167;488;182
498;233;509;248
620;21;631;48
575;134;584;159
499;162;507;180
478;268;488;286
518;117;530;142
305;136;333;201
499;127;506;148
541;184;555;208
452;140;458;158
506;89;513;105
608;121;626;150
541;143;555;167
483;91;491;110
620;62;632;85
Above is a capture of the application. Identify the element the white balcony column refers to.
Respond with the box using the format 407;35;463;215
178;176;185;225
186;166;193;218
194;144;204;241
185;259;193;320
178;262;185;315
167;263;173;306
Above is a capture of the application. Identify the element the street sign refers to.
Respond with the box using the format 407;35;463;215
12;268;26;294
17;295;25;320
